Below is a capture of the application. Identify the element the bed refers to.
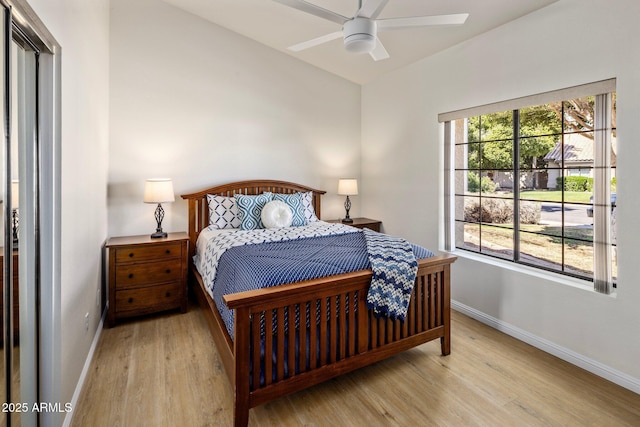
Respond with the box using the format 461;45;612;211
181;179;456;426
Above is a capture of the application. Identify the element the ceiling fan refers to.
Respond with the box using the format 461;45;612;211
273;0;469;61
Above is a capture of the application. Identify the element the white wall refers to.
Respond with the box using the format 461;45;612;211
362;0;640;387
27;0;110;416
109;0;362;238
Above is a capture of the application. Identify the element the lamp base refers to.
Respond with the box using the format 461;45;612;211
342;195;354;224
151;203;168;238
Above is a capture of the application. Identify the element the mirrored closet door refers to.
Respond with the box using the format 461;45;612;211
1;2;52;425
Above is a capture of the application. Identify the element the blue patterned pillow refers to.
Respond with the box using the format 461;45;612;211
273;193;307;227
234;192;273;230
299;191;319;222
206;195;241;229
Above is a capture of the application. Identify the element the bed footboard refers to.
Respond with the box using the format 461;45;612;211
224;254;455;427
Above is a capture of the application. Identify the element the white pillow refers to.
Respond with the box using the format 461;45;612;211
299;191;319;222
206;194;241;229
261;200;293;228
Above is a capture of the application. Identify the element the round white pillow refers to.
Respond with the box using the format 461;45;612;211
261;200;293;228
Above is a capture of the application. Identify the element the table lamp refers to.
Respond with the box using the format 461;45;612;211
338;178;358;224
143;178;175;238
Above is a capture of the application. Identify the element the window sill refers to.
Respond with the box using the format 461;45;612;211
447;249;617;297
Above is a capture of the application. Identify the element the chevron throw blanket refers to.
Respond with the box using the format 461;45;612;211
363;228;418;321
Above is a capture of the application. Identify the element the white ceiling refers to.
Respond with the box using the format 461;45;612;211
162;0;558;84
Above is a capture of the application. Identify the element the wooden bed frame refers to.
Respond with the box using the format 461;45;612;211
181;180;456;427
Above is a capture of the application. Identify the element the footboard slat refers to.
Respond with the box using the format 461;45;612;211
287;306;295;379
299;302;308;373
348;291;356;356
370;311;378;349
329;296;337;363
339;293;346;360
429;273;436;329
357;291;367;353
319;298;327;366
251;315;260;389
414;281;421;334
405;288;412;338
422;275;429;331
309;300;318;370
436;272;442;326
276;307;285;381
264;310;273;387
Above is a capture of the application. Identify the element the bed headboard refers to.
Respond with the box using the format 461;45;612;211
180;179;326;259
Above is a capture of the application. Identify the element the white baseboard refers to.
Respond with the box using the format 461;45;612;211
62;307;107;427
452;300;640;395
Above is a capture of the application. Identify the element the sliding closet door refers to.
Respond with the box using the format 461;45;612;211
0;1;59;424
14;30;39;427
0;6;8;424
1;2;41;425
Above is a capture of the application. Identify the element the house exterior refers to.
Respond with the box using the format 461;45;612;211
544;132;617;188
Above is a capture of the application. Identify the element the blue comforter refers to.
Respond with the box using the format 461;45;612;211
212;231;434;338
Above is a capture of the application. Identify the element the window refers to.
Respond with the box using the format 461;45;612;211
442;80;617;293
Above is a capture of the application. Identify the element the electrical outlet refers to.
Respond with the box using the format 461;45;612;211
84;312;89;332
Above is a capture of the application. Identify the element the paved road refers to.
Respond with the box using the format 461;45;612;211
540;202;592;226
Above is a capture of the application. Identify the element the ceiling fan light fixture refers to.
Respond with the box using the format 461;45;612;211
344;33;376;53
343;17;376;54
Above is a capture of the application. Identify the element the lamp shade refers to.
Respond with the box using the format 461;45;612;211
338;179;358;196
11;180;19;209
143;178;175;204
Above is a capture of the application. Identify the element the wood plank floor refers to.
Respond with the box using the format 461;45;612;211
70;301;640;426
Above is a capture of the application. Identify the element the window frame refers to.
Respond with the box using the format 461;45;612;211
441;80;616;293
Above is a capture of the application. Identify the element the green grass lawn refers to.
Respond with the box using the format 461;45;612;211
463;223;596;276
492;190;591;204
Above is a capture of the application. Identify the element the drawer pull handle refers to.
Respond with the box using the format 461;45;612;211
165;292;171;297
128;298;133;303
129;253;134;258
166;269;171;274
128;273;134;279
165;250;171;254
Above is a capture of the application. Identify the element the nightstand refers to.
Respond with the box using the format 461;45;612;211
106;232;189;327
327;217;382;232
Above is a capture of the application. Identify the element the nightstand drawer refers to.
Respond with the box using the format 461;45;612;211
115;258;182;288
115;282;182;313
114;242;182;263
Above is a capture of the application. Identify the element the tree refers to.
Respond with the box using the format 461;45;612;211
466;106;559;170
465;97;615;189
547;94;616;138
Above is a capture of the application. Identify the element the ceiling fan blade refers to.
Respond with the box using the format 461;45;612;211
356;0;389;19
377;13;469;31
369;38;389;61
287;31;343;52
273;0;349;25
